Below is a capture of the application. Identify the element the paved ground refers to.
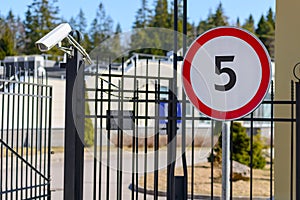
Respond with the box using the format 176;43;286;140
1;148;209;199
50;148;209;199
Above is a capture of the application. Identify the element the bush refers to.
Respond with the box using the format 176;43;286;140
84;92;94;147
208;122;266;169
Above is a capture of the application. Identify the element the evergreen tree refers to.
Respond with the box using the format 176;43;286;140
255;15;274;58
133;0;151;28
23;0;60;55
212;3;228;26
89;3;113;50
266;8;275;29
242;14;255;33
5;10;25;54
151;0;170;28
236;17;241;27
0;16;16;59
197;3;228;35
208;122;267;169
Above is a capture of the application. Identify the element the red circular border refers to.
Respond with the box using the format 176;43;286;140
182;27;271;121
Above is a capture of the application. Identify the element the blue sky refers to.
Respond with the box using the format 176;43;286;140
0;0;275;31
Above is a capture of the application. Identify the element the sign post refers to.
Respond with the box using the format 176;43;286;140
182;27;271;199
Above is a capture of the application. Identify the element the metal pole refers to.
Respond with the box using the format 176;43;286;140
63;48;85;200
167;0;178;200
296;82;300;200
222;122;231;200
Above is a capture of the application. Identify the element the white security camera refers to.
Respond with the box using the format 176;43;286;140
35;23;72;52
35;23;92;64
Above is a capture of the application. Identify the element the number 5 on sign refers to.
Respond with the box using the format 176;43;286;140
182;27;271;121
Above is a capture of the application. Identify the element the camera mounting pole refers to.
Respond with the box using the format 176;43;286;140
62;42;85;200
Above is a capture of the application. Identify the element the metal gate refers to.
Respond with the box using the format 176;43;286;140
82;56;294;199
0;68;52;199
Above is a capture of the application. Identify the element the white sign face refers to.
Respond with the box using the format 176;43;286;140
182;27;271;121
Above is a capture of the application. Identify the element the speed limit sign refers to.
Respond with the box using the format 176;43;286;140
182;27;271;121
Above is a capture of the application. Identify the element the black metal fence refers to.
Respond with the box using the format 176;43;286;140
81;58;295;199
0;67;52;199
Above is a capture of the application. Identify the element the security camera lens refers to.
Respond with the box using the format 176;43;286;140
37;43;49;52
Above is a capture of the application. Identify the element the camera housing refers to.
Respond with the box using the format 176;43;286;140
35;23;72;52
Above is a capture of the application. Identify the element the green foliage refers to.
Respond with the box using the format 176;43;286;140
0;18;16;59
208;122;267;169
23;0;60;55
0;1;275;61
242;15;255;33
255;14;275;58
197;3;229;35
84;91;94;147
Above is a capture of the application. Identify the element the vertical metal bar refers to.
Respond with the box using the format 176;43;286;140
6;73;10;200
167;0;178;199
120;58;125;200
93;59;98;200
291;80;294;200
21;79;25;200
167;80;177;200
230;121;233;200
106;59;112;200
98;79;103;200
132;57;138;200
135;80;139;200
30;81;35;198
16;73;21;200
43;85;48;199
117;81;121;200
39;83;44;197
296;81;300;200
270;81;274;199
191;108;195;200
11;76;15;200
222;122;230;200
47;87;52;200
250;113;254;200
181;2;188;197
183;0;187;55
35;84;39;198
210;119;214;200
131;78;136;200
144;59;149;200
0;79;5;200
25;76;30;199
154;81;159;200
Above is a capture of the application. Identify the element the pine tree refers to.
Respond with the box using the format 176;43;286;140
4;11;25;54
242;15;255;33
89;3;113;50
208;122;267;169
197;3;228;35
255;15;274;58
236;18;241;27
266;8;275;30
133;0;151;28
23;0;60;55
151;0;170;28
212;3;228;26
0;16;16;59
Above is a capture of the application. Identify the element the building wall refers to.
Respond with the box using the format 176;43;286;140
275;0;300;198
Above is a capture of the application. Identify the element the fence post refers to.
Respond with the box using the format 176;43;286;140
63;48;85;200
